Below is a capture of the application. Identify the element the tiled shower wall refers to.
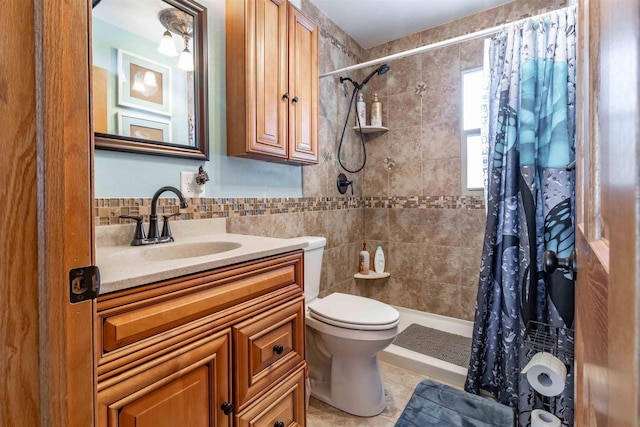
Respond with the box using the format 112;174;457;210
353;0;567;320
96;0;567;321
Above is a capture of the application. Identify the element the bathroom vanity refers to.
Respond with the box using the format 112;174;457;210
95;220;308;427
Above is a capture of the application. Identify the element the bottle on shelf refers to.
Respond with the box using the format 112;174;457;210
359;242;370;274
356;93;366;127
374;245;385;273
370;93;382;127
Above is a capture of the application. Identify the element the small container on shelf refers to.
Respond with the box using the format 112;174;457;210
370;93;382;127
355;93;367;127
358;242;370;275
374;245;385;273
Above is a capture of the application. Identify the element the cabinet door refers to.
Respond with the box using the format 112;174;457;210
119;366;210;427
287;4;318;164
97;330;232;427
236;368;306;427
250;0;289;158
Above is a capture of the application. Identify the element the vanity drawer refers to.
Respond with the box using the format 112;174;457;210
235;367;305;427
101;256;301;353
233;296;305;408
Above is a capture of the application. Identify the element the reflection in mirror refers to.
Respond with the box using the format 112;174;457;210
92;0;208;159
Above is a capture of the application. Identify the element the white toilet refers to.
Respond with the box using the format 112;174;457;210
299;236;400;417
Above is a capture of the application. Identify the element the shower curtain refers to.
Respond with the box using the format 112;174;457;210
464;7;576;426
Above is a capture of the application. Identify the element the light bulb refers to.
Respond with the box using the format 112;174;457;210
157;30;178;57
177;48;194;71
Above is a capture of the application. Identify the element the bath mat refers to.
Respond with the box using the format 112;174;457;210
395;379;515;427
392;324;472;368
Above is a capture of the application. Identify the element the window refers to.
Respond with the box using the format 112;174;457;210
461;68;484;194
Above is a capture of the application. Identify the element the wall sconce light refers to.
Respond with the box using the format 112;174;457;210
177;34;194;72
158;8;194;71
158;30;178;57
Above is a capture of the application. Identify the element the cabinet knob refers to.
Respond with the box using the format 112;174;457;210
273;344;284;355
282;92;290;100
221;401;234;415
291;96;299;103
274;421;285;427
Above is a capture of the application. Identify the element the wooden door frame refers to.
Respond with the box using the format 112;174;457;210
37;0;95;424
576;0;640;424
1;0;95;424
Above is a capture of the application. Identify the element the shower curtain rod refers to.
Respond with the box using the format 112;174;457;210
319;5;574;78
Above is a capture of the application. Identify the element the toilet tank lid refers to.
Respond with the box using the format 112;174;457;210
308;293;399;326
291;236;326;251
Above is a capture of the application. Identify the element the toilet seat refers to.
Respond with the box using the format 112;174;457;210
308;293;400;331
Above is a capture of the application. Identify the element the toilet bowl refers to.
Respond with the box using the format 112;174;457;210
294;236;400;417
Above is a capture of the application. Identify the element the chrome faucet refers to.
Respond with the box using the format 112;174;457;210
120;186;188;246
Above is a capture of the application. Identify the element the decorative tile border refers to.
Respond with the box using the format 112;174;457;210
95;195;484;226
319;27;362;64
95;197;362;226
363;196;485;210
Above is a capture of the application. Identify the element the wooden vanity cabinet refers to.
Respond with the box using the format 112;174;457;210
95;252;306;427
226;0;318;164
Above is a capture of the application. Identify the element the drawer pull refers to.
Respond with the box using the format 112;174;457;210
273;344;284;355
291;96;299;103
221;401;234;415
274;422;285;427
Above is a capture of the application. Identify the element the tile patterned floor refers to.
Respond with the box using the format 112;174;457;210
307;361;458;426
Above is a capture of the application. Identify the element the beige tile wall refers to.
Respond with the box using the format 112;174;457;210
352;0;566;320
96;0;567;321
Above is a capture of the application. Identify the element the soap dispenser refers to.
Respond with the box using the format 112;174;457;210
359;242;370;274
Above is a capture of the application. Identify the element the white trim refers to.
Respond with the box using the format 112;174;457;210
461;67;484;196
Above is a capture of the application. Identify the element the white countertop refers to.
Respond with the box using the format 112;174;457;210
96;218;309;294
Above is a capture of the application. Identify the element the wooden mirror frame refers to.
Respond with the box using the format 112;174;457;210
93;0;209;160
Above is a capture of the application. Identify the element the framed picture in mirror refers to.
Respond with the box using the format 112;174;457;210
117;49;172;116
118;113;172;142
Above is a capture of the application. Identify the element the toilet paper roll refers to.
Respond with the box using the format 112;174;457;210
531;409;561;427
521;352;567;397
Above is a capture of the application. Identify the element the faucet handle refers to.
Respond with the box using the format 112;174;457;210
161;213;181;241
119;215;146;244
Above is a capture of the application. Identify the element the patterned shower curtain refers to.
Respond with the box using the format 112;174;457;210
464;7;576;426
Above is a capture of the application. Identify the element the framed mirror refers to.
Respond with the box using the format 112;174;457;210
92;0;209;159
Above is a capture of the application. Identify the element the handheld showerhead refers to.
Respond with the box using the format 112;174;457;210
339;64;390;90
360;63;390;87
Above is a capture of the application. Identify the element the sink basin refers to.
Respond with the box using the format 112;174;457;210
111;241;242;262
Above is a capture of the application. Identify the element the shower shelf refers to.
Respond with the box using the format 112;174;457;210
354;271;390;279
352;125;389;134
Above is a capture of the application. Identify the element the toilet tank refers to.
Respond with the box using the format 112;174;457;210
296;236;326;302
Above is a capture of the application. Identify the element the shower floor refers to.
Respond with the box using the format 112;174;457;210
393;323;472;368
381;306;474;388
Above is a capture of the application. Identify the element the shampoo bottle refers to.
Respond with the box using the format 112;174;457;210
356;93;366;126
374;246;385;273
370;93;382;127
359;242;370;274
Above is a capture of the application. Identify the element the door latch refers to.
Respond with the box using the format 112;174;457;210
69;265;100;303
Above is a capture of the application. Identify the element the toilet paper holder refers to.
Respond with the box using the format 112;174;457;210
523;321;575;426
